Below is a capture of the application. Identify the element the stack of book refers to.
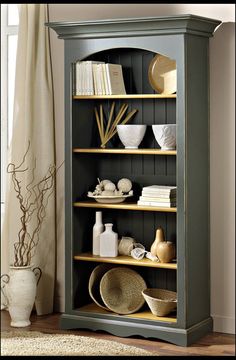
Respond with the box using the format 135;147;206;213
137;185;177;207
74;61;126;96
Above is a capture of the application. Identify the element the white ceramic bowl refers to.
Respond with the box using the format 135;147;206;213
152;124;176;150
117;125;147;149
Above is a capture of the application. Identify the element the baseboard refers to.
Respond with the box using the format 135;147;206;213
212;315;235;334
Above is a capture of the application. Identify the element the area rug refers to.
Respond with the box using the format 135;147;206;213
1;331;154;356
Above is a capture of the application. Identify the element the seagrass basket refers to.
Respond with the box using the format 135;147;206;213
142;288;177;316
100;267;147;315
88;263;114;311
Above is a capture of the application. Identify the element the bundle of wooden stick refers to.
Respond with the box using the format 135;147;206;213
94;102;138;148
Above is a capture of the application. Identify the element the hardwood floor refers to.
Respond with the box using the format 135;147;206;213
1;310;235;356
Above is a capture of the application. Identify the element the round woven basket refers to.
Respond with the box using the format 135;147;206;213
142;288;177;317
100;267;147;315
88;263;114;311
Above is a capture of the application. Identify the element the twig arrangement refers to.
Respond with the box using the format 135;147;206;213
7;141;63;267
94;102;138;148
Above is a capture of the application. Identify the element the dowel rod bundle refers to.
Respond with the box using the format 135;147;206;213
94;103;138;148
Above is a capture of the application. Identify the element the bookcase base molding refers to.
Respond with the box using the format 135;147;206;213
60;313;213;347
47;15;221;347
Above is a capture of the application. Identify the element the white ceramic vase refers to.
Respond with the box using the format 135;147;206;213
100;223;118;257
1;265;42;327
92;211;104;255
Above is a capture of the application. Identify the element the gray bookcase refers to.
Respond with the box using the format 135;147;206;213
47;15;221;346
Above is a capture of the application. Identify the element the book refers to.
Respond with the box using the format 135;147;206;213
137;200;176;207
141;191;176;199
76;61;82;95
142;185;177;192
102;63;110;95
106;63;126;95
76;60;104;95
139;196;176;202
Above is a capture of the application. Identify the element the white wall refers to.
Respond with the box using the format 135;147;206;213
48;4;235;334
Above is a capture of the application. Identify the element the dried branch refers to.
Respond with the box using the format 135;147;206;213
7;142;63;266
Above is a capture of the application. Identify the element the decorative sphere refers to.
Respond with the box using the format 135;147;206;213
100;179;111;187
104;182;116;191
117;178;132;193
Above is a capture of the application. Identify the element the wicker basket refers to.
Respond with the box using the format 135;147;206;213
100;267;147;315
88;263;114;311
142;288;177;317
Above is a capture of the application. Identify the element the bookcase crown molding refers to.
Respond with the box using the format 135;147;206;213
46;14;221;40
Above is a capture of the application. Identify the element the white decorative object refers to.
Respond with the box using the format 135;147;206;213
101;190;114;196
88;178;133;203
88;193;133;204
104;182;116;191
117;124;147;149
152;124;176;150
92;211;104;255
131;247;146;260
117;178;132;193
100;223;118;257
0;265;41;327
145;252;159;262
100;179;111;187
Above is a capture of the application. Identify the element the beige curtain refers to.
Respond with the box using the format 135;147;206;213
1;4;56;315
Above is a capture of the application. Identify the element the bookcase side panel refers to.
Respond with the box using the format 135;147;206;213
184;34;211;328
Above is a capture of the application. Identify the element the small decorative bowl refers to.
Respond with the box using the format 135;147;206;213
117;124;147;149
152;124;176;150
142;288;177;317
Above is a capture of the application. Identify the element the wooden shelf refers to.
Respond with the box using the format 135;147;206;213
77;303;177;323
73;94;176;99
73;148;177;155
74;252;177;269
73;201;177;212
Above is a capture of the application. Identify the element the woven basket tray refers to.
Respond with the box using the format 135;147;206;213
142;288;177;317
100;267;147;315
88;263;114;311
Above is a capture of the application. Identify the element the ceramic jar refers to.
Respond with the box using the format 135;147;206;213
92;211;104;255
0;265;42;327
100;223;118;257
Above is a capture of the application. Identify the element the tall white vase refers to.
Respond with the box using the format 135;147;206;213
1;265;42;327
92;211;104;255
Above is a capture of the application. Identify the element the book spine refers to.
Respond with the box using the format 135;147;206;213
76;62;81;95
96;64;103;95
139;196;176;202
141;192;176;198
92;64;98;95
72;62;76;96
105;63;112;95
137;201;176;207
102;64;109;95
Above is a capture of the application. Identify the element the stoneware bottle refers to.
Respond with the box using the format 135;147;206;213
150;226;165;256
100;223;118;257
92;211;104;255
